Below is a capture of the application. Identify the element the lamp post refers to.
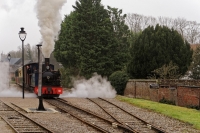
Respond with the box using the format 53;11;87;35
19;27;27;99
7;53;11;87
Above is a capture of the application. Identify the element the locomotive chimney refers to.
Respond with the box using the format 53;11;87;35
45;58;50;65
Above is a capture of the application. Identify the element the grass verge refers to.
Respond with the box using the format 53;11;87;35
116;95;200;130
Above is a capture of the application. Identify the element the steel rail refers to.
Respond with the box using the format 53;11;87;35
87;98;140;133
47;98;134;132
98;97;168;133
57;98;134;132
45;99;110;133
0;101;54;133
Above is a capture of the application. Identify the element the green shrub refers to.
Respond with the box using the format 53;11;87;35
109;71;129;95
159;97;175;105
187;105;200;110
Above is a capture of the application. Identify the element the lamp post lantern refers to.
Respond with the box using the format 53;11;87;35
19;27;27;99
7;53;11;87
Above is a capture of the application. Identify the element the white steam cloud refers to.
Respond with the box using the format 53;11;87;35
61;73;117;98
35;0;66;58
0;62;36;97
0;62;9;90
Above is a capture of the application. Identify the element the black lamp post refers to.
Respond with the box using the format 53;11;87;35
19;27;27;99
7;53;11;87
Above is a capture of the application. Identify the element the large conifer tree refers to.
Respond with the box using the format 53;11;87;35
54;0;129;78
127;24;193;79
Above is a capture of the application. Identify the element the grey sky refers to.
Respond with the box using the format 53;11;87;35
0;0;200;54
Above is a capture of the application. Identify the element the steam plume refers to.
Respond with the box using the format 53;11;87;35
36;0;66;58
61;73;117;98
0;62;35;97
0;62;9;90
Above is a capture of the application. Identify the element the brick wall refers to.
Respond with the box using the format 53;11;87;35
124;79;157;99
158;88;177;104
149;88;158;102
124;80;200;107
124;81;135;98
135;81;150;99
177;87;200;107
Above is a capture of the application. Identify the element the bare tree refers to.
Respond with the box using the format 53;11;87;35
158;16;174;28
186;21;200;44
8;46;22;58
173;17;188;38
25;43;33;61
126;13;143;33
141;16;157;30
152;61;180;79
125;12;200;44
31;45;38;62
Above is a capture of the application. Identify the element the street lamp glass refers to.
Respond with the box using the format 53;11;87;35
19;27;27;41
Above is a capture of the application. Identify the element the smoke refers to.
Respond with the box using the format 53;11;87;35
35;0;66;58
0;62;36;97
61;73;117;98
0;62;9;90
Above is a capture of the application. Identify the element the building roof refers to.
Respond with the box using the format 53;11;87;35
2;58;21;65
1;57;32;73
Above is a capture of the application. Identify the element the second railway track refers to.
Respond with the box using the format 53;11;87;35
45;98;134;133
45;98;168;133
87;98;167;133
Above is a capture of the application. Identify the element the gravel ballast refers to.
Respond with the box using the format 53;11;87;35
0;97;199;133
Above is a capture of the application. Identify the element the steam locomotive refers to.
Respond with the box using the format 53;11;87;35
15;58;63;98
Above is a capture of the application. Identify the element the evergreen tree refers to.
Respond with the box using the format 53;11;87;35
127;24;193;79
107;6;130;71
55;0;129;79
54;12;81;76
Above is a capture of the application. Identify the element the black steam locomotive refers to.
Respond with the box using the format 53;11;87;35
15;58;63;97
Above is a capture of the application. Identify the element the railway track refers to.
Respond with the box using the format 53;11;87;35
45;98;134;133
0;100;54;133
87;98;167;133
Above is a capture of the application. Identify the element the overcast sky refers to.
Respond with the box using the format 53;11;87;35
0;0;200;55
